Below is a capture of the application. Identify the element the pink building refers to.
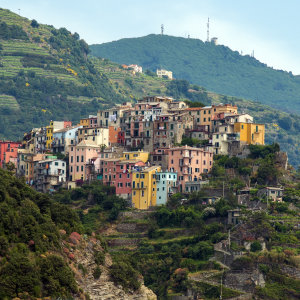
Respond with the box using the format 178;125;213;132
0;141;21;168
115;160;145;199
101;158;145;199
102;158;120;186
168;145;213;192
89;117;98;128
69;140;99;182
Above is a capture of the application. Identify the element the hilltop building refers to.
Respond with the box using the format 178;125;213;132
156;69;173;79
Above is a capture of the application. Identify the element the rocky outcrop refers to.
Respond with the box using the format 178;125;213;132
63;233;156;300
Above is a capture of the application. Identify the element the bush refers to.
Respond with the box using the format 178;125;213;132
109;261;141;291
94;250;105;265
31;19;39;28
250;241;263;252
93;266;101;279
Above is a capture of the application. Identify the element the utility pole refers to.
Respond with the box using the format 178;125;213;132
161;24;164;35
18;8;20;15
207;18;210;42
222;181;225;197
220;268;223;299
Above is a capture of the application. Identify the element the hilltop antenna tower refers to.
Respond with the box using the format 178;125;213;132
161;24;164;35
18;8;20;15
207;18;210;42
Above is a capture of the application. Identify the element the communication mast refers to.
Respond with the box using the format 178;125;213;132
207;18;210;42
161;24;164;35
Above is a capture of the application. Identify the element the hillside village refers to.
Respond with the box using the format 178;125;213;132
0;7;300;299
0;96;270;209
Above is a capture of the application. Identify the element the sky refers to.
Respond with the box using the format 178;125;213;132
1;0;300;74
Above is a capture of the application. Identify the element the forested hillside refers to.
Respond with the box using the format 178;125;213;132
90;34;300;114
0;8;123;140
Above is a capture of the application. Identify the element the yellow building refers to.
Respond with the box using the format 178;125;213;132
121;150;149;163
46;122;54;149
132;166;161;209
234;123;265;145
79;118;89;127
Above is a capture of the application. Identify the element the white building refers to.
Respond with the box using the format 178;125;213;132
156;69;173;79
34;158;66;193
128;64;143;73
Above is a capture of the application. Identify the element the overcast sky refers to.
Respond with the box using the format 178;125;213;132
2;0;300;74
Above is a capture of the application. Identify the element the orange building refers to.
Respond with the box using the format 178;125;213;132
109;126;121;145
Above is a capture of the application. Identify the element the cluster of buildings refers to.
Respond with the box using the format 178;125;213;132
0;96;265;209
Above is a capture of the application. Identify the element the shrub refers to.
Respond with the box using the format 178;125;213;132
250;241;263;252
31;19;39;28
93;266;101;279
94;251;105;265
109;261;141;291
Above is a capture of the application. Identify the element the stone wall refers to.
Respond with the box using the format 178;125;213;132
224;270;265;293
117;222;149;233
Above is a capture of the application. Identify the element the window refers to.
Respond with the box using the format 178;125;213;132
204;118;206;122
132;181;135;188
133;191;136;196
81;155;84;162
70;166;73;172
141;182;144;188
76;156;79;162
142;191;144;197
76;166;79;172
81;166;83;171
119;174;122;178
256;125;258;132
71;156;73;163
136;174;139;178
241;125;244;129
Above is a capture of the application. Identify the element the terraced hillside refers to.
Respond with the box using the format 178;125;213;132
92;57;300;167
0;8;122;140
90;34;300;115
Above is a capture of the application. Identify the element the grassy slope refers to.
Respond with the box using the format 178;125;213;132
92;57;300;167
0;8;123;140
90;34;300;114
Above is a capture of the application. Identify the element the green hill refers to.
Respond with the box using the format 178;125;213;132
92;58;300;167
90;34;300;114
0;9;299;166
0;8;123;140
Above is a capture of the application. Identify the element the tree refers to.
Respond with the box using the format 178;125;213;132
31;19;39;28
250;241;262;252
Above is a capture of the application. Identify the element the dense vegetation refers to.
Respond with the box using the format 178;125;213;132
0;168;81;298
90;34;300;114
0;8;123;140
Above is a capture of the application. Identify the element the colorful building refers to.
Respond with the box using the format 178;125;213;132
69;140;99;182
115;160;145;199
0;141;21;168
46;121;72;149
34;157;66;193
109;126;121;145
234;123;265;145
132;166;161;209
52;125;82;154
156;171;178;205
77;127;109;147
168;146;213;192
121;150;149;163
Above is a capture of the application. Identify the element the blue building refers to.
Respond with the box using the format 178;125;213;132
156;171;178;205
